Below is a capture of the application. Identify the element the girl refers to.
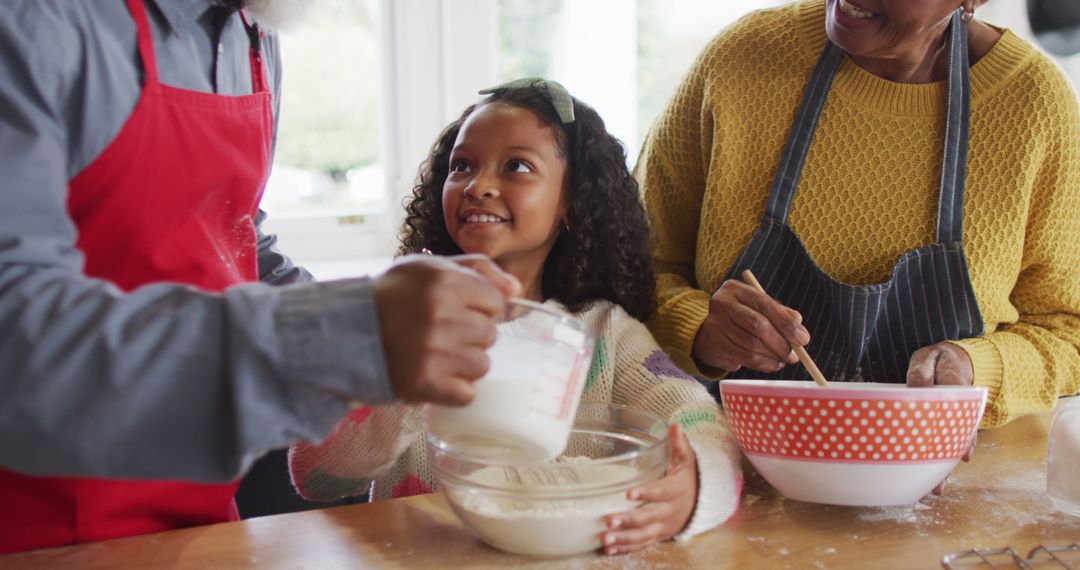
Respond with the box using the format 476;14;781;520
289;79;742;554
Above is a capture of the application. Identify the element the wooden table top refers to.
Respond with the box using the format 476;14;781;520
3;412;1078;569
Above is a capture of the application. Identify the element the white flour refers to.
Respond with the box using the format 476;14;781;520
449;462;641;557
1047;402;1080;516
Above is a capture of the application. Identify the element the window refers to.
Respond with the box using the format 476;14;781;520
496;1;789;159
260;0;395;278
262;1;1079;279
263;0;383;217
260;0;502;279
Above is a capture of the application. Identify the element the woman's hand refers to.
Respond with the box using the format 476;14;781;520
906;342;974;387
601;424;698;555
692;279;810;373
906;341;977;494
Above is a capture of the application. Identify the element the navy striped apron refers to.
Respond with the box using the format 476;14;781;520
719;10;984;384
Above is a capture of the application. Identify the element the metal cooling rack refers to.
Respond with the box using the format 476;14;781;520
941;544;1080;569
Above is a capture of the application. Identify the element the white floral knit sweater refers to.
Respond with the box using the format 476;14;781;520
288;299;743;540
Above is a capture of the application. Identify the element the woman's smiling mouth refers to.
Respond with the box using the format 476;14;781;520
838;0;876;19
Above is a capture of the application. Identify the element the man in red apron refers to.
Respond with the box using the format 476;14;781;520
0;0;517;553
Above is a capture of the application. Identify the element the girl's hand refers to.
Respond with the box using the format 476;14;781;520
692;279;810;373
906;341;976;494
601;424;698;555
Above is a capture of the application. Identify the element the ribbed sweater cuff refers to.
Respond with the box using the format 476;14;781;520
653;291;715;379
675;434;742;541
950;338;1003;426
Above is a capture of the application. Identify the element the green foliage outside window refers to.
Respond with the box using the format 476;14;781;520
274;0;379;177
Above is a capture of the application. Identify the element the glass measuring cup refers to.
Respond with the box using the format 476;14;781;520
1047;396;1080;517
425;299;594;464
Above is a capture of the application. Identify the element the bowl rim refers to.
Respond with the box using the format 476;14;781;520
719;379;988;401
437;464;667;500
427;402;670;494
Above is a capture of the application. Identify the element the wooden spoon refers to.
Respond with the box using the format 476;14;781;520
741;269;829;387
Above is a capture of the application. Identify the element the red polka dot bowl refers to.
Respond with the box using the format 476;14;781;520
719;380;987;506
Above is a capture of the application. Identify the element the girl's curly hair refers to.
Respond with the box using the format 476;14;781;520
398;87;655;322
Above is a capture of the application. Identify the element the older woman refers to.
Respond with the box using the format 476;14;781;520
639;0;1079;427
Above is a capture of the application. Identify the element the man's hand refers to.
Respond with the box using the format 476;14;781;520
373;255;520;406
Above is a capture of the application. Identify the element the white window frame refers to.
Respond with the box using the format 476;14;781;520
261;0;500;268
380;0;500;235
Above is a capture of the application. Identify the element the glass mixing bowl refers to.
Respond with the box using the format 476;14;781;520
427;403;670;558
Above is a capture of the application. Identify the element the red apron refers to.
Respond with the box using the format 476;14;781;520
0;0;273;553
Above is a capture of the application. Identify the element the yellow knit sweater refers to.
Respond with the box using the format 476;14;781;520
638;0;1080;428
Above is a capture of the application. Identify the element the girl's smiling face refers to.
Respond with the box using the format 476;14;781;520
442;102;568;293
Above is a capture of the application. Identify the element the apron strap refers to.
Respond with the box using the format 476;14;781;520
125;0;161;86
765;42;843;223
238;10;271;94
937;9;971;244
764;9;971;244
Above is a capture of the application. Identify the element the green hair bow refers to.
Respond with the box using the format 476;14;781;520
478;77;576;124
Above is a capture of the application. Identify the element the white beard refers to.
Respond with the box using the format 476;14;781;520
242;0;314;31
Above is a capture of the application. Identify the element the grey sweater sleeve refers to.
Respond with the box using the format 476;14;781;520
0;6;394;483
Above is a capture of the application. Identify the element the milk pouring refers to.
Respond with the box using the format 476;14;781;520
425;300;594;463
